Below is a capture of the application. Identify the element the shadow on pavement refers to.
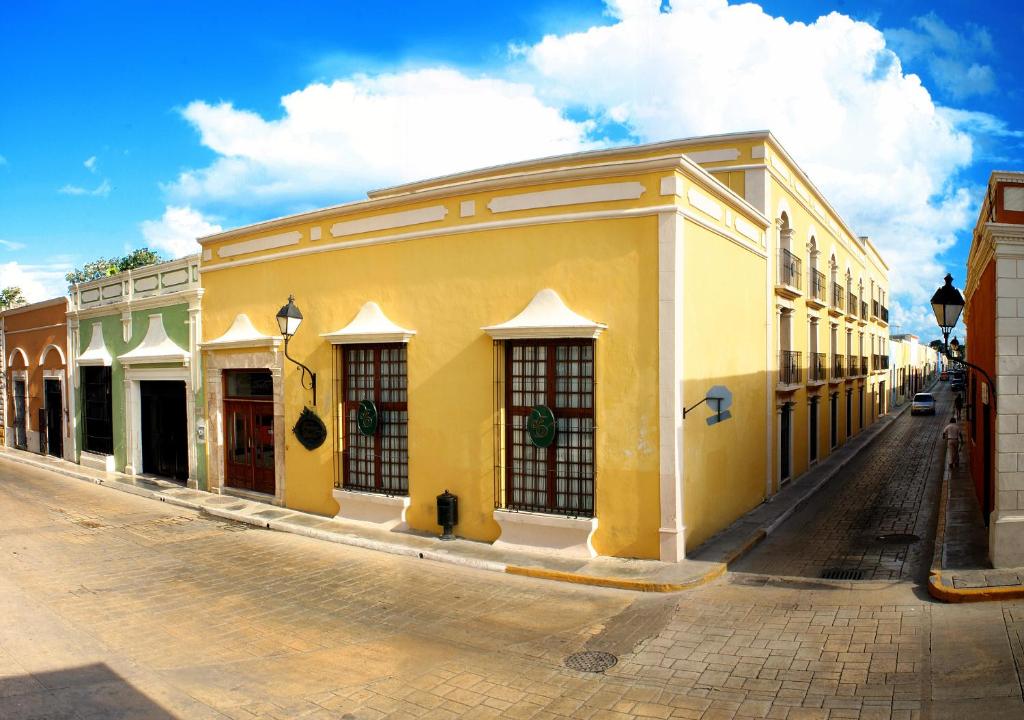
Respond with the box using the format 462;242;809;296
0;663;175;719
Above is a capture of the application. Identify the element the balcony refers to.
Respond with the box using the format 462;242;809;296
776;249;803;299
847;292;858;319
830;354;845;384
830;282;845;317
807;269;827;309
779;350;802;387
874;354;889;372
809;352;826;384
879;305;889;325
861;355;869;376
872;300;880;319
859;301;869;326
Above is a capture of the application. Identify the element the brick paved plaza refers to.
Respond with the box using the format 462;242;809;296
2;387;1023;719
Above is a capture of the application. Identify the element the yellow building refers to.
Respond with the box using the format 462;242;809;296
198;131;889;561
888;334;940;409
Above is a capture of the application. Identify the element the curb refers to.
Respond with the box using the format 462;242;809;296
505;562;727;593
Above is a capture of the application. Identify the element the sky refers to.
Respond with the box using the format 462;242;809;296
1;0;1022;342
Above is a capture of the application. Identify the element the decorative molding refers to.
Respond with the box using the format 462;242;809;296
770;153;790;180
38;343;66;366
202;249;212;261
658;209;685;561
685;148;740;163
321;302;416;345
687;188;723;221
134;275;159;293
201;313;283;350
218;231;302;259
333;489;410;531
487;182;645;214
660;175;684;197
734;217;761;244
200;202;769;275
310;227;322;241
162;268;190;287
78;322;112;367
118;314;190;365
751;146;766;159
1006;187;1024;212
482;289;606;340
492;509;598;559
6;347;28;368
331;206;447;238
460;200;475;218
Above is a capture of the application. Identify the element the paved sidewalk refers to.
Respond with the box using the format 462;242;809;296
0;406;905;593
929;416;1024;601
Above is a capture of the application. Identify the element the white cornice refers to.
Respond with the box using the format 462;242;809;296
118;314;190;366
68;288;202;320
198;150;769;247
201;313;282;350
482;289;606;340
0;296;67;318
321;302;416;345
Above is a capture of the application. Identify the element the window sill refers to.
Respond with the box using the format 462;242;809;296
492;508;598;559
333;488;410;531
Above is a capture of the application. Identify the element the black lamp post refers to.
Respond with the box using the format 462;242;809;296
949;336;961;361
930;273;964;355
276;295;317;406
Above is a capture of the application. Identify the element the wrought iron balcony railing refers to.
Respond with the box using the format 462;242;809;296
809;352;826;382
832;282;845;310
833;354;845;379
810;269;826;302
778;248;802;289
780;350;801;385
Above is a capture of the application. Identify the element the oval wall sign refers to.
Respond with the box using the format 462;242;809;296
293;407;327;450
357;399;379;436
526;405;557;448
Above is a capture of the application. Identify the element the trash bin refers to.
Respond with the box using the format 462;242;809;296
436;490;458;540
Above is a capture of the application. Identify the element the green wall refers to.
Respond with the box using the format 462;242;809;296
76;302;206;488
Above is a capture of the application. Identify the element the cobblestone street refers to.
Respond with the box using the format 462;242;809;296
3;387;1024;719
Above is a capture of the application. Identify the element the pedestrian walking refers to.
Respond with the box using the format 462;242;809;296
943;416;962;469
954;392;964;421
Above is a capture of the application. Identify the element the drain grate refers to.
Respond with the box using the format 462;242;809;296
876;533;920;545
820;568;865;580
564;651;618;673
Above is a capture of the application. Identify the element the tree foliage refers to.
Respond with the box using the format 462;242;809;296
0;286;26;310
65;248;163;286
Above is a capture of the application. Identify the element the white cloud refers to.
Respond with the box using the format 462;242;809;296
0;262;70;302
521;0;976;335
161;0;995;339
885;13;996;100
166;68;598;204
0;239;26;251
140;205;222;258
84;155;97;172
59;179;111;197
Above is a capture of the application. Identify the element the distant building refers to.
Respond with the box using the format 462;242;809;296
964;170;1024;566
888;334;939;408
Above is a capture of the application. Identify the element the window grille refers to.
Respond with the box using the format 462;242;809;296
82;366;113;455
495;339;596;517
336;344;408;495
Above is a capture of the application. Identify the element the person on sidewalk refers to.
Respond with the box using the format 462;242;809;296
943;416;962;469
954;392;964;421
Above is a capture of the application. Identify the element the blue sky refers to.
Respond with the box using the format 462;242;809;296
1;0;1021;341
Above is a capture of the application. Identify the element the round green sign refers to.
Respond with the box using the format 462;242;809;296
357;400;379;436
526;405;557;448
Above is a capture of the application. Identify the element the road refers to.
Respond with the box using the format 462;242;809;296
1;385;1023;719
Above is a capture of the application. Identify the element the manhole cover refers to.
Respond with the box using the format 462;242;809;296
876;533;920;545
564;651;618;673
820;568;865;580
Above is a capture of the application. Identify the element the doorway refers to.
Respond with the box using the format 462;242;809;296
780;403;791;484
223;371;275;495
12;378;27;449
43;379;62;458
809;397;818;463
140;381;188;481
830;392;839;449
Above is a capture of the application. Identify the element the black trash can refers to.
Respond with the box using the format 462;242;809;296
436;490;458;540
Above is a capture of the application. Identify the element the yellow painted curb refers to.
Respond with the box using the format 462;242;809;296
505;562;727;593
928;570;1024;603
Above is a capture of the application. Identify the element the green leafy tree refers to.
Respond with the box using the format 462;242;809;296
0;286;26;309
65;247;163;286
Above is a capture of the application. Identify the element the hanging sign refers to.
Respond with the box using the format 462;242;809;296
357;399;379;436
526;405;557;448
293;407;327;450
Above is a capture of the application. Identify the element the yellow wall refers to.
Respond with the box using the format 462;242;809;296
682;221;768;548
202;213;665;558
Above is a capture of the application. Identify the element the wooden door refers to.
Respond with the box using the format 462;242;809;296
44;379;62;458
224;400;275;495
224;400;254;491
13;379;26;449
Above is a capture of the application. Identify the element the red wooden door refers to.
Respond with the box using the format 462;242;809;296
224;400;275;494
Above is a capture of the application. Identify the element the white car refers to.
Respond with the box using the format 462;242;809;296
911;393;936;416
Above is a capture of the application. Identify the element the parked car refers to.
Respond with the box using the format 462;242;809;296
951;376;965;392
911;393;936;415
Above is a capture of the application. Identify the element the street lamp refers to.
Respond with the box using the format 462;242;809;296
949;336;961;359
276;295;317;406
930;273;965;353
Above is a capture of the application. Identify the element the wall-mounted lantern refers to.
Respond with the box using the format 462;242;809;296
275;295;317;406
